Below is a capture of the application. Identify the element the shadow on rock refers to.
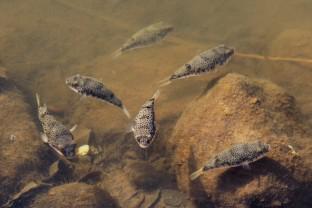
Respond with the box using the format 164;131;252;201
196;74;227;100
0;77;16;92
89;130;132;168
30;183;119;208
126;160;175;192
217;157;298;193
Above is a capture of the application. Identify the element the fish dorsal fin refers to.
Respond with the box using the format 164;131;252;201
70;124;78;133
151;89;160;101
35;93;41;107
122;105;131;119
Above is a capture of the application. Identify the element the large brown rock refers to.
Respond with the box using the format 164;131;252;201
30;182;118;208
0;67;51;206
169;73;312;208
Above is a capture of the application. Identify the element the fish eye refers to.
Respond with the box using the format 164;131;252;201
185;64;192;70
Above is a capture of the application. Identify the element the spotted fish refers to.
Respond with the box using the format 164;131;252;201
65;74;130;118
113;21;174;58
130;90;160;149
190;141;270;180
159;45;234;86
36;93;77;158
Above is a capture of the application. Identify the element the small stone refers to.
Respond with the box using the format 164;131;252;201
250;97;260;104
271;200;282;207
77;145;90;156
162;189;183;207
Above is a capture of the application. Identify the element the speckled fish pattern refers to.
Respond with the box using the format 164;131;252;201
204;141;270;171
36;93;76;158
66;74;132;119
114;22;174;57
170;45;234;81
39;113;74;149
132;90;159;148
72;75;122;107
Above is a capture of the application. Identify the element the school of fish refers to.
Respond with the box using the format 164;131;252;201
31;22;272;183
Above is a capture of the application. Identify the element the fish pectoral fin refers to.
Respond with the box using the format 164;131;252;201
40;133;49;143
155;123;160;137
121;105;131;119
152;89;161;101
112;48;122;59
125;121;135;133
242;162;251;170
158;76;172;87
70;124;78;133
190;167;205;181
35;93;41;107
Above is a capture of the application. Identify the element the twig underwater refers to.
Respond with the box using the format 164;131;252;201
235;52;312;65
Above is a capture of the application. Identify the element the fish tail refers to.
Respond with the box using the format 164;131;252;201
190;167;205;181
112;48;122;59
158;76;172;87
122;106;131;118
152;89;161;101
35;93;41;107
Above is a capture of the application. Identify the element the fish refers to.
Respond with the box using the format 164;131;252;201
159;44;234;86
190;141;270;180
36;93;77;158
113;21;174;58
130;90;160;149
65;74;130;118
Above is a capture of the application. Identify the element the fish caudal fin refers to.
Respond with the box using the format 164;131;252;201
190;167;205;181
158;77;172;87
112;48;122;59
122;106;131;118
35;93;41;107
152;89;161;101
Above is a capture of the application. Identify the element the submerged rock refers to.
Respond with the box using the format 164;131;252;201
169;73;312;207
125;160;175;191
2;181;51;208
0;67;51;206
30;182;119;208
99;167;196;208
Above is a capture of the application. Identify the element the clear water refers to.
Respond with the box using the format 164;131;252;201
1;0;312;207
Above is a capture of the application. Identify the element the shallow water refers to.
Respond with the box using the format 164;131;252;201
1;0;312;207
